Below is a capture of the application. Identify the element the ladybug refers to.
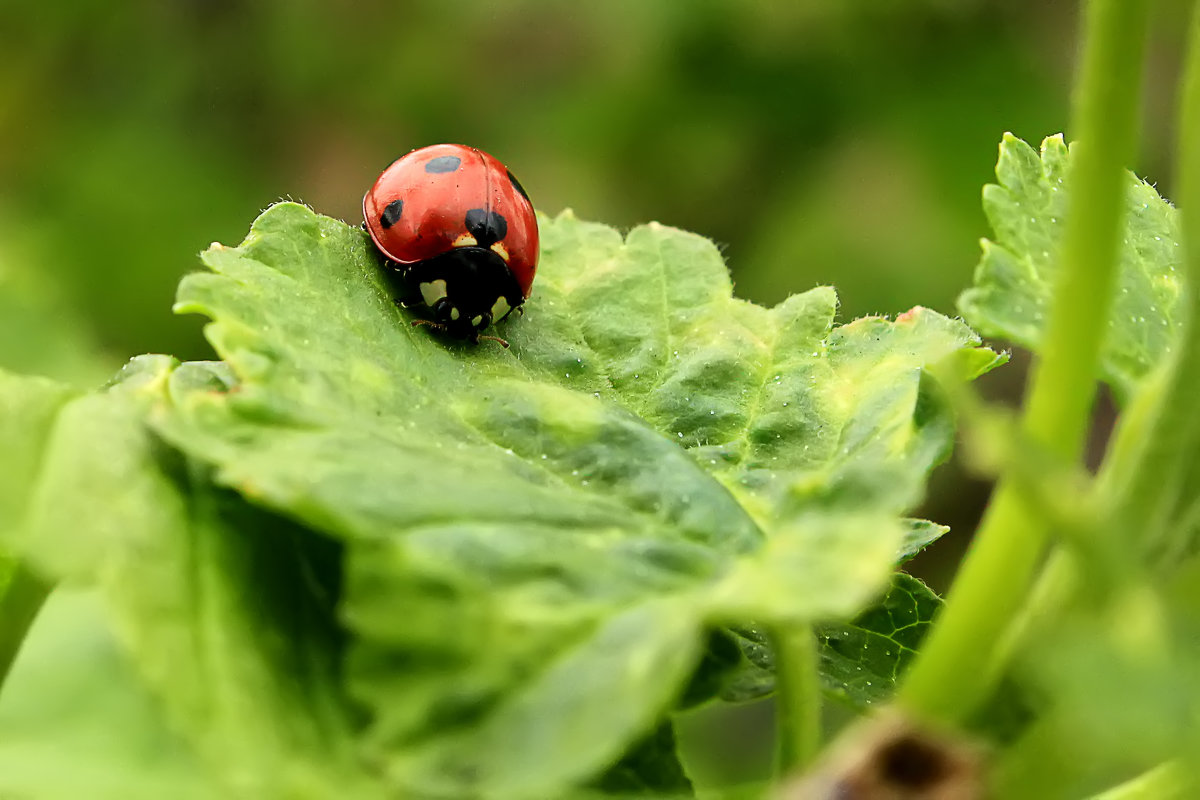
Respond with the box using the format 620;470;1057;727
363;144;538;346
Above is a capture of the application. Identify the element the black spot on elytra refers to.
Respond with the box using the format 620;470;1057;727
506;169;530;202
380;199;404;229
465;208;507;247
425;155;462;173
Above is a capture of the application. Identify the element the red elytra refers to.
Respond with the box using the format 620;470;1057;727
363;144;539;342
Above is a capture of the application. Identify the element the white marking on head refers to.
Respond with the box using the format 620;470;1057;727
471;315;483;327
491;297;511;320
420;279;448;306
449;307;461;321
453;233;478;248
490;241;509;262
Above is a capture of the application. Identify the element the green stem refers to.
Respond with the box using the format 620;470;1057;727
769;624;821;774
1136;0;1200;564
982;0;1200;690
954;14;1200;791
1011;0;1200;696
0;561;52;693
1085;0;1200;571
898;0;1149;724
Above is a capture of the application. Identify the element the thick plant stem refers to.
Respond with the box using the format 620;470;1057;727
769;624;821;775
1017;0;1200;652
998;0;1200;693
898;0;1149;724
0;562;52;693
1107;0;1200;565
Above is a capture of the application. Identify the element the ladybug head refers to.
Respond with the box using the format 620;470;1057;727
404;246;524;338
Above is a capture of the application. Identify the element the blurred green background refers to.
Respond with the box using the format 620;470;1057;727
0;0;1192;581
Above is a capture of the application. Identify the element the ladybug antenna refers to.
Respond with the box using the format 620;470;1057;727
410;319;447;333
477;333;511;349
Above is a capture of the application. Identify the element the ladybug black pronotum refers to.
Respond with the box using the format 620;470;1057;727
363;144;539;346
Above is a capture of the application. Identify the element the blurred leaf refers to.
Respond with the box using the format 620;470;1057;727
898;518;950;563
151;203;993;796
0;369;72;720
399;599;702;799
679;629;746;709
0;368;76;530
959;133;1182;402
10;356;368;798
0;556;12;609
996;585;1188;796
0;590;221;800
719;627;776;704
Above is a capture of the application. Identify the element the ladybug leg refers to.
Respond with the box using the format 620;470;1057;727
394;289;424;309
411;318;507;348
392;264;427;308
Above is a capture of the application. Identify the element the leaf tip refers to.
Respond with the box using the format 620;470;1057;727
1040;133;1068;159
895;306;928;324
171;299;201;317
249;200;322;234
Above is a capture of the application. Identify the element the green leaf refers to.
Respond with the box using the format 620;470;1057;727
817;572;942;708
959;133;1182;402
153;203;995;796
719;627;777;704
0;590;221;800
591;721;694;797
14;356;367;798
721;574;943;709
536;218;993;524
